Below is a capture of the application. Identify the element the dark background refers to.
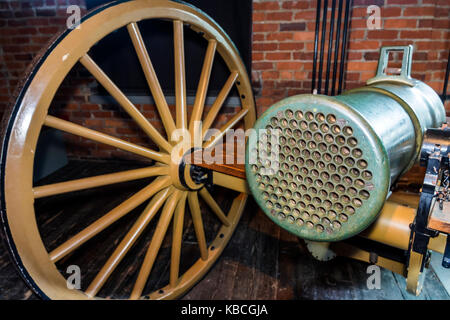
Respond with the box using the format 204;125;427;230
85;0;252;97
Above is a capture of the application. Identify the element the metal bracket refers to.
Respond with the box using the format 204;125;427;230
367;45;415;87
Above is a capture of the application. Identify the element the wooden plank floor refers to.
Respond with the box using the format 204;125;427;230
0;160;448;300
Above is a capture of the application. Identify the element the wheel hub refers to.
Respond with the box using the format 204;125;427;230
171;148;209;191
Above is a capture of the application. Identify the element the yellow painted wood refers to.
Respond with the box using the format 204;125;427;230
80;54;172;153
406;250;424;295
189;39;217;138
187;191;208;261
170;191;188;287
148;194;248;300
203;108;248;149
44;115;170;163
333;243;407;276
127;22;177;138
360;201;415;251
85;187;173;297
212;171;249;194
202;72;238;138
33;166;168;198
429;233;447;254
130;190;181;299
199;188;230;226
2;0;255;300
49;176;171;262
173;20;187;131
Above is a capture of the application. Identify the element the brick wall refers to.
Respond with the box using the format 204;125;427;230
252;0;450;112
0;0;449;160
0;0;87;118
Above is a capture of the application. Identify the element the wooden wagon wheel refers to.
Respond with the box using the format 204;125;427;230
0;0;255;299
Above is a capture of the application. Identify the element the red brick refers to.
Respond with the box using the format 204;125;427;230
353;0;384;5
261;71;279;80
266;52;292;60
367;30;398;39
8;19;28;27
266;32;294;41
117;127;138;135
350;30;365;39
294;10;317;20
38;26;60;34
10;37;30;44
381;7;402;17
349;40;380;50
363;51;380;61
432;19;450;29
280;22;306;31
105;119;130;128
14;9;34;18
352;7;369;18
400;30;432;39
17;27;38;35
281;1;310;10
253;34;264;41
36;8;56;16
252;62;274;70
277;61;303;70
253;1;280;11
387;0;419;4
347;61;378;71
403;7;435;16
280;71;293;80
253;23;278;33
253;43;278;51
84;119;103;127
347;52;363;60
278;42;304;51
252;12;265;22
31;36;52;44
345;72;361;81
384;19;417;28
80;103;100;110
252;52;264;61
350;19;369;29
294;71;308;80
266;12;293;21
93;111;113;118
293;31;315;41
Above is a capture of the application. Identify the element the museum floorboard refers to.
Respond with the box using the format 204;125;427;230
0;160;448;300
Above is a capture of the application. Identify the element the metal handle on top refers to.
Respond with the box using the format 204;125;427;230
367;45;415;87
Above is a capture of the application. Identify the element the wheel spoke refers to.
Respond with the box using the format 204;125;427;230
187;191;208;261
127;22;176;137
202;72;239;138
130;190;181;299
189;39;217;137
44;115;170;163
199;188;230;226
85;187;173;297
49;176;171;262
33;166;168;199
203;108;249;149
79;54;172;152
212;171;249;194
173;20;187;130
170;191;187;287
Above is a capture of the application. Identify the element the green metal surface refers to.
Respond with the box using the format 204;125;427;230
246;46;446;242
